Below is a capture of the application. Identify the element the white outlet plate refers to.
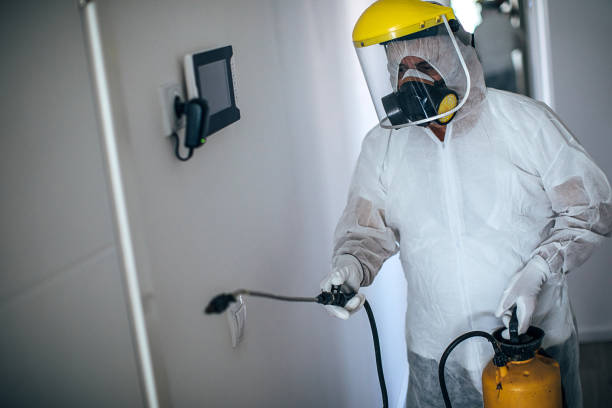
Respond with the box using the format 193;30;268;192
227;295;246;348
158;82;185;137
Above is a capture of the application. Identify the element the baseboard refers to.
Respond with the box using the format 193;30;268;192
579;325;612;343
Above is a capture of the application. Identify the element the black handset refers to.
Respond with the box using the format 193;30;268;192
172;97;210;161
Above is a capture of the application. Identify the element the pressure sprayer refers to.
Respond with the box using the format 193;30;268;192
205;286;389;408
206;289;563;408
438;307;563;408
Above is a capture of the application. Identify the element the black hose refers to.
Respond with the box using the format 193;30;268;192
240;293;389;407
438;331;507;408
205;291;388;407
364;300;388;408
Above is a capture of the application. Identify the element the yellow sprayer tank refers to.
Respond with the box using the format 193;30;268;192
482;324;562;408
439;309;563;408
482;350;562;407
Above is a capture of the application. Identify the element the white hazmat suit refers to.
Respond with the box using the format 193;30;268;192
327;34;612;407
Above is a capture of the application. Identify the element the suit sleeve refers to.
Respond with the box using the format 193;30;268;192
531;105;612;275
332;128;400;286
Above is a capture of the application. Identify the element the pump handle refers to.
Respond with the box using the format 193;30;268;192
509;306;519;343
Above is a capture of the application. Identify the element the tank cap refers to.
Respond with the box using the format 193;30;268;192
492;326;545;361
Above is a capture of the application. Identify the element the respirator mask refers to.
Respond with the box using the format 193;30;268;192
382;77;458;127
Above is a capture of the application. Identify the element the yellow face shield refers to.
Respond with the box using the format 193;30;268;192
353;0;471;128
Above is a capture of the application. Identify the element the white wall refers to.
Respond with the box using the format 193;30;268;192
532;0;612;342
96;0;409;406
91;0;612;406
0;1;144;406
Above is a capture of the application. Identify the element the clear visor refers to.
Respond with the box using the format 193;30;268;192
355;16;470;128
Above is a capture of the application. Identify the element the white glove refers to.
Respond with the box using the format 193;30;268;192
320;255;366;320
495;255;551;338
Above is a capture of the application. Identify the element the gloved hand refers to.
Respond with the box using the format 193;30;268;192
495;255;552;338
320;255;366;320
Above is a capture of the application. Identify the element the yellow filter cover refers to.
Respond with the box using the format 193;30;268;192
437;93;458;124
353;0;456;48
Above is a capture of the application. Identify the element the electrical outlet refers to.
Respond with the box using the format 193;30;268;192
158;82;185;137
227;295;246;348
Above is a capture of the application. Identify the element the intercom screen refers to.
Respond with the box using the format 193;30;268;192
198;60;232;115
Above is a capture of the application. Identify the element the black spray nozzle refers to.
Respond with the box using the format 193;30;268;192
204;293;237;314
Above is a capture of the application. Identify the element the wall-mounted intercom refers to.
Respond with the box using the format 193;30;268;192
160;45;241;161
184;45;240;135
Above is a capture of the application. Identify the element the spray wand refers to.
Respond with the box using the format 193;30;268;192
204;285;389;408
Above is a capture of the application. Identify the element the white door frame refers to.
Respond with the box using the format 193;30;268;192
78;1;160;407
524;0;555;108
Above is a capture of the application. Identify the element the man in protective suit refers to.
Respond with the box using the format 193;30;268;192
320;1;612;407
